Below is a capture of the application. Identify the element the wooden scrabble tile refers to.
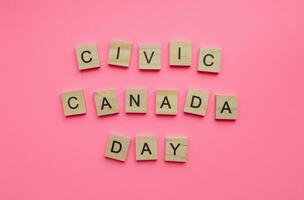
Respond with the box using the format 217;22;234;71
215;95;238;120
198;48;221;73
108;40;132;67
94;89;119;116
169;41;192;66
139;44;161;70
156;90;178;115
135;136;157;161
75;43;100;70
104;134;131;162
184;89;209;116
165;136;188;162
125;89;147;113
61;90;86;116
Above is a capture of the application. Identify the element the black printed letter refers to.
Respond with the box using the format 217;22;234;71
141;143;152;155
116;47;121;59
221;101;232;114
160;96;171;109
67;96;79;109
190;95;202;108
203;54;214;66
170;143;181;156
111;141;122;153
143;51;155;64
129;94;140;107
101;98;112;110
81;50;92;63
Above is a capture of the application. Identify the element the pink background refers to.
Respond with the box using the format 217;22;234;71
1;0;304;199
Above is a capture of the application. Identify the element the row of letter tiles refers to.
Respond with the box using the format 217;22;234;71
104;134;188;162
75;41;221;73
61;89;238;120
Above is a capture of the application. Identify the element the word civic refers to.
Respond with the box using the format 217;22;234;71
104;134;188;162
61;88;238;120
75;40;221;72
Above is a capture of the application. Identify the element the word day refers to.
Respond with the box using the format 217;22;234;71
61;88;238;120
104;134;188;162
75;40;221;72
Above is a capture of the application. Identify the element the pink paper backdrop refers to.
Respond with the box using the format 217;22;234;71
1;0;304;199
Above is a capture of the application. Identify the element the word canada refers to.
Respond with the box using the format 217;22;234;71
61;89;238;120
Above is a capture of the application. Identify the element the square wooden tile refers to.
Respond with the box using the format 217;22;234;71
169;41;192;66
75;43;100;70
94;89;119;116
156;90;178;115
135;136;157;161
61;90;86;116
165;136;188;162
125;89;147;113
139;44;161;70
104;134;131;162
108;40;132;67
184;89;209;116
215;95;238;120
198;48;221;73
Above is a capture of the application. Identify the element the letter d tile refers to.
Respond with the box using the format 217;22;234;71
104;134;131;162
184;89;209;116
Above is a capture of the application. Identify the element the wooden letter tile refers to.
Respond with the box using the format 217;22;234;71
94;89;119;116
135;136;157;161
61;90;86;116
75;43;100;70
184;89;209;116
215;95;238;120
108;40;132;67
169;41;192;66
104;134;131;162
156;90;178;115
139;44;161;70
125;89;147;113
165;136;188;162
198;48;221;73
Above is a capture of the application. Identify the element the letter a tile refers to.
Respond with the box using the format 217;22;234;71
215;95;238;120
94;89;119;116
156;90;178;115
136;136;157;161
